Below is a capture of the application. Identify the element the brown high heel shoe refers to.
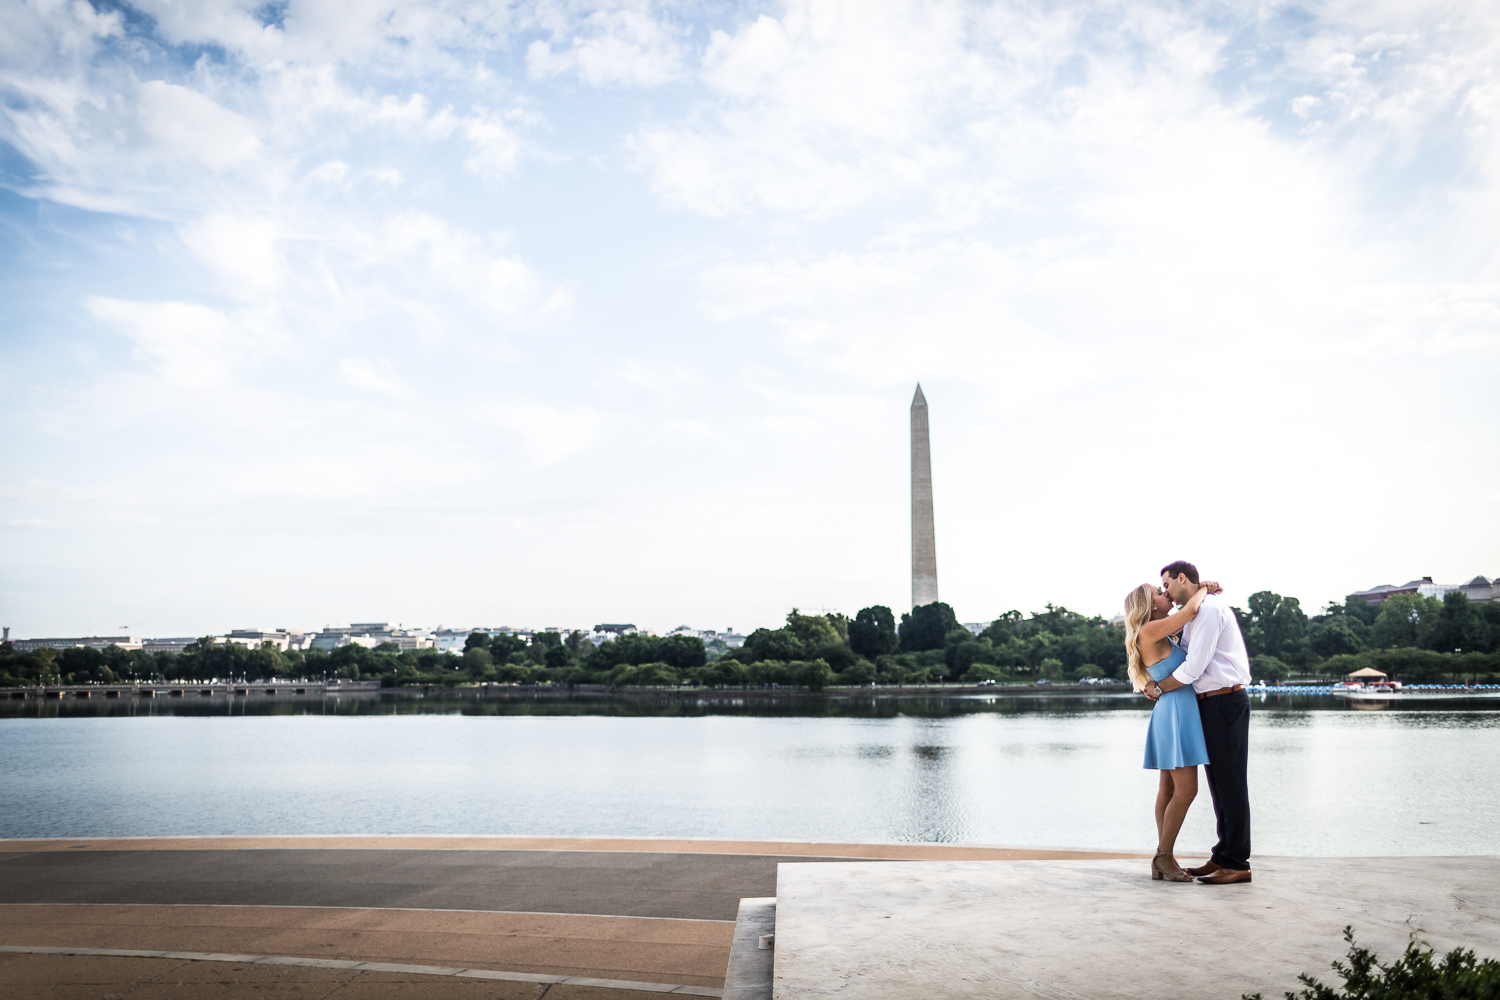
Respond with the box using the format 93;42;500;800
1151;853;1193;881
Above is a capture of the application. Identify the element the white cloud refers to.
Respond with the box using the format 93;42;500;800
85;297;246;386
180;214;285;299
526;4;686;86
335;358;408;396
480;404;602;463
133;80;262;168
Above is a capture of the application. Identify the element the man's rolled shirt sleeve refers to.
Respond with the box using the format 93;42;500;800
1172;602;1219;688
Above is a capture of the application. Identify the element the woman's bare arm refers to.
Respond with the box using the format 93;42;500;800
1138;585;1211;644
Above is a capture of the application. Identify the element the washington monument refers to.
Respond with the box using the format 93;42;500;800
911;384;938;608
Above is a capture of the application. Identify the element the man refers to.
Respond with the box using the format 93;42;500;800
1143;560;1253;884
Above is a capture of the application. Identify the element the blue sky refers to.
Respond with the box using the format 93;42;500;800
2;0;1497;637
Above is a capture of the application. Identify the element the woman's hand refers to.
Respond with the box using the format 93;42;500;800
1199;580;1223;595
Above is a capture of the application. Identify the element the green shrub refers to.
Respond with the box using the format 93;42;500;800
1251;655;1292;683
1245;926;1500;1000
962;662;1005;683
837;658;876;685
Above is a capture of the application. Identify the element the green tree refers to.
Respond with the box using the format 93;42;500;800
464;647;494;679
949;637;996;676
1246;592;1309;663
981;611;1026;646
37;648;61;686
899;602;959;652
59;646;107;684
738;628;804;663
1310;616;1365;659
849;606;898;658
1370;594;1442;650
657;634;708;670
1342;598;1381;628
252;645;286;679
565;631;593;658
1432;592;1491;653
329;643;372;680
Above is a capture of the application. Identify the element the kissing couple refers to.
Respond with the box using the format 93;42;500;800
1123;560;1253;885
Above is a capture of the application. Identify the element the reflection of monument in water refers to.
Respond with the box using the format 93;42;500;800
910;384;938;608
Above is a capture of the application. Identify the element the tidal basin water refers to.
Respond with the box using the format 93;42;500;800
2;692;1497;855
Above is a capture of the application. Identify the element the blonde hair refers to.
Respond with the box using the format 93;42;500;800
1122;584;1157;692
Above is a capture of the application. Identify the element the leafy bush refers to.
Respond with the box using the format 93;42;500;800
837;658;876;685
789;658;834;691
1244;926;1500;1000
606;662;680;688
962;662;1006;683
1251;655;1292;682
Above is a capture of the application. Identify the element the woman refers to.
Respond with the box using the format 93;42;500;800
1122;580;1217;881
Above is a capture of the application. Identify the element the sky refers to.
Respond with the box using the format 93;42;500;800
1;0;1497;638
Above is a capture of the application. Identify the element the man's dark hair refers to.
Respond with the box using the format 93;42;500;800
1160;560;1199;584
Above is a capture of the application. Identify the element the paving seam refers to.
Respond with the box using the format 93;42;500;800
0;901;733;922
0;944;725;996
0;837;1146;859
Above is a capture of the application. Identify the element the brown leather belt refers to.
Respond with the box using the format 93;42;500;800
1198;685;1245;700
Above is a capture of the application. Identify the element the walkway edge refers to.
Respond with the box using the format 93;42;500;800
0;944;725;996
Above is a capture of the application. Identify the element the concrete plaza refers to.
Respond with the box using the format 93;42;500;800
0;837;1139;999
768;857;1500;1000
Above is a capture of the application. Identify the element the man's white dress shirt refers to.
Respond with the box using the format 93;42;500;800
1172;593;1252;693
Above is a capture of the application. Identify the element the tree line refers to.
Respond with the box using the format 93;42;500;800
3;589;1497;690
1235;589;1500;683
0;602;1127;689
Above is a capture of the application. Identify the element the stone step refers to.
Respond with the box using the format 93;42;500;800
723;897;776;1000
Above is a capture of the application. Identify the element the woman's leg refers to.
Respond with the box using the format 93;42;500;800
1158;766;1199;860
1154;770;1174;848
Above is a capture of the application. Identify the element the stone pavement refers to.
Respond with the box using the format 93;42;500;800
0;838;1141;998
769;857;1500;1000
0;952;695;1000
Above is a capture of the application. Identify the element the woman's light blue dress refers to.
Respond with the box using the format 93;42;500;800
1143;639;1210;770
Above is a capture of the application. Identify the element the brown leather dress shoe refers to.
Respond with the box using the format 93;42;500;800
1184;861;1220;877
1197;867;1252;884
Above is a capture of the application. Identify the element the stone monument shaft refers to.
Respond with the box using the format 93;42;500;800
911;384;939;608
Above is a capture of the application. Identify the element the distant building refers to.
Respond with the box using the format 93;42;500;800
593;623;638;636
310;624;434;651
1458;576;1499;603
143;637;198;655
222;629;314;651
433;628;478;652
470;626;532;640
11;636;143;652
662;626;747;648
1349;575;1499;605
590;623;637;646
962;622;988;637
